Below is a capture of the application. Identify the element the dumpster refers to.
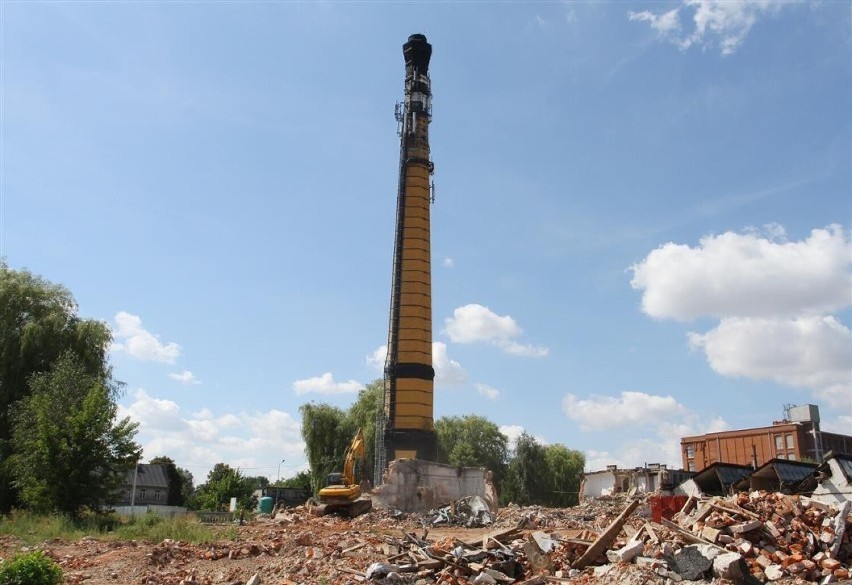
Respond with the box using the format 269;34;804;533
649;494;688;523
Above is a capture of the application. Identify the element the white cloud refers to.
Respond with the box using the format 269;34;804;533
822;414;852;435
628;8;681;35
433;342;468;386
499;424;525;450
112;311;181;363
443;304;549;357
629;0;795;55
120;389;305;483
630;225;851;321
443;257;455;268
169;370;200;385
498;424;548;451
292;372;363;396
498;340;550;358
689;316;852;408
475;383;500;400
562;391;689;431
631;225;852;406
366;345;387;370
445;304;521;342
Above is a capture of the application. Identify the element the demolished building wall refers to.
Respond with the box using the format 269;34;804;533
811;451;852;506
370;459;497;513
580;465;693;501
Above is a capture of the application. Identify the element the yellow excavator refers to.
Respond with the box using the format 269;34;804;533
315;428;373;517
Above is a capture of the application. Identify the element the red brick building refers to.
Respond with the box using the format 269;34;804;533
681;405;851;471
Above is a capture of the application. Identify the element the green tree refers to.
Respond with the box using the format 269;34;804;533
501;432;548;506
9;352;140;517
435;415;508;489
191;463;257;511
275;470;312;491
543;444;585;507
245;475;270;490
148;456;194;507
344;380;383;483
299;403;350;495
0;263;113;512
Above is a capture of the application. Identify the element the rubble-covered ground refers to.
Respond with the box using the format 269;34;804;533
0;491;848;585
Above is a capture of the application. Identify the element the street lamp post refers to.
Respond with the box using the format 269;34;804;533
277;459;285;483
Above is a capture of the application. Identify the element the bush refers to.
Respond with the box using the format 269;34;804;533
0;550;62;585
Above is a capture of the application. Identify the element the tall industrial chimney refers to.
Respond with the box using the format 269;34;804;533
377;34;437;478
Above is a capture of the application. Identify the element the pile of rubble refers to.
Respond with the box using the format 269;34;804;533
340;490;850;584
18;490;849;584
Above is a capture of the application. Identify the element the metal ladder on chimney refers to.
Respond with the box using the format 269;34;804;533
374;412;387;486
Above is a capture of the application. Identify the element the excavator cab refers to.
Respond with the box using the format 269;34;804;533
326;472;344;486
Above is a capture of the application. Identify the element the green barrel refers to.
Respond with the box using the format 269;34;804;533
259;496;274;514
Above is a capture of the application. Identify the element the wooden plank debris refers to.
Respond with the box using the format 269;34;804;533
572;498;641;569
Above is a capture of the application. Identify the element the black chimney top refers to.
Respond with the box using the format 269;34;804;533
403;33;431;74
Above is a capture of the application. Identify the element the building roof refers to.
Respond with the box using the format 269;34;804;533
769;459;818;483
123;464;169;489
736;458;818;493
681;421;805;442
692;462;754;495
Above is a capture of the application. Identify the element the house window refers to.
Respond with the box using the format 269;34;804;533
125;490;130;501
688;460;696;472
139;489;146;500
786;434;794;449
787;453;797;461
686;444;695;458
154;491;161;501
774;435;783;450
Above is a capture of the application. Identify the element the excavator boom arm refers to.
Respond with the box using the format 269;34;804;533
342;428;366;485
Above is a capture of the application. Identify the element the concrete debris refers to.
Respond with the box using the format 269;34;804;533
430;495;495;527
355;490;849;584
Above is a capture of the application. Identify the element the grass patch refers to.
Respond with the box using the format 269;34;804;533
113;514;219;543
0;511;232;546
0;511;88;546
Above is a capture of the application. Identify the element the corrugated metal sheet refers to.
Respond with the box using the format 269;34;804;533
715;465;753;486
771;460;817;483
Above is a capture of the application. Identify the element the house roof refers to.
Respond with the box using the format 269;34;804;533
124;464;169;489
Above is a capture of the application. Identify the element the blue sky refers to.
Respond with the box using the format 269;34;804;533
3;1;850;485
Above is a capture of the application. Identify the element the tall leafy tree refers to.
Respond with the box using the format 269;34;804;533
149;456;194;507
191;463;257;511
501;432;548;506
543;444;585;507
0;263;112;511
9;352;140;517
435;415;508;489
299;403;349;495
